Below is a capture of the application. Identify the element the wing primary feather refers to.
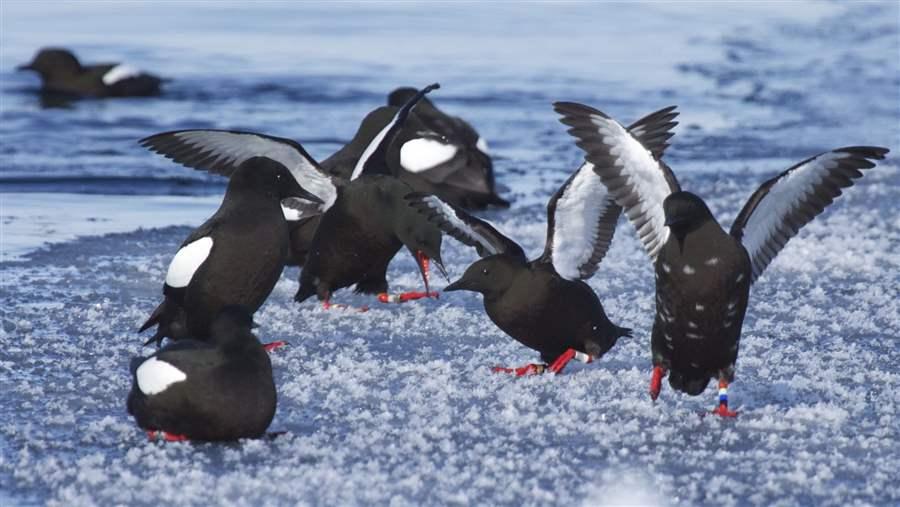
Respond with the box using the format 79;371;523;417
730;146;888;282
553;102;681;262
405;192;525;261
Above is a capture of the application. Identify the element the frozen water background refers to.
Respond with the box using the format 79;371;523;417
1;1;899;506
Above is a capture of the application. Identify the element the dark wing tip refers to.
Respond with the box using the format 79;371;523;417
552;101;611;120
422;83;440;94
834;146;889;160
137;130;186;151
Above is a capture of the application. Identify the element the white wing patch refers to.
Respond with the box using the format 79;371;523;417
550;162;612;280
351;111;399;181
165;236;213;288
420;195;501;255
102;64;141;85
476;137;490;154
136;357;187;395
400;138;459;173
739;151;844;279
282;203;302;221
169;131;337;209
589;115;671;259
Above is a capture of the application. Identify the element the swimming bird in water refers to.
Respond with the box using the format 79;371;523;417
556;100;889;416
407;106;679;374
17;47;163;98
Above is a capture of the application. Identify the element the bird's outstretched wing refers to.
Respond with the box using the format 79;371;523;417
140;129;338;209
536;162;621;280
730;146;888;282
405;193;526;261
538;106;680;279
553;102;680;262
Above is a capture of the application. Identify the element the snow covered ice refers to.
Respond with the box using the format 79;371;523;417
1;1;899;505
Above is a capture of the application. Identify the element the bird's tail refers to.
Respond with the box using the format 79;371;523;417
138;300;170;347
668;369;711;396
139;301;165;333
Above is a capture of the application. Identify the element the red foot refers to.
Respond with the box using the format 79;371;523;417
649;365;666;401
377;291;440;303
710;404;739;418
263;341;288;353
322;300;369;312
147;430;189;442
491;363;546;376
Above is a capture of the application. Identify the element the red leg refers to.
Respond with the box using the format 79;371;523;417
547;349;593;374
491;363;546;376
418;250;431;293
263;341;288;353
147;430;189;442
711;378;739;417
376;250;441;304
650;365;667;401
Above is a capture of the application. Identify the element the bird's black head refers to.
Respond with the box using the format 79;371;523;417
230;156;323;204
663;191;715;246
444;255;520;299
17;48;82;77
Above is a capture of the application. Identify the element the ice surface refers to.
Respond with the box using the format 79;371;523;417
1;1;899;506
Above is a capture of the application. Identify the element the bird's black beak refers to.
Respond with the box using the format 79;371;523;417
16;63;34;71
444;278;470;292
292;185;324;205
664;216;685;227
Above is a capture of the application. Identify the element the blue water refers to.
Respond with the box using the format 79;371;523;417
1;2;899;506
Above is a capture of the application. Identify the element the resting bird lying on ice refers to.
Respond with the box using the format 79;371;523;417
129;306;277;442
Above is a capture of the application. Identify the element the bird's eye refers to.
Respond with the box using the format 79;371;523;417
481;268;489;276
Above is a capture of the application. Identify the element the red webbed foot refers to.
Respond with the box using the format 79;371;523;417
322;299;369;312
263;341;288;353
491;363;546;376
147;430;189;442
710;404;739;418
377;291;440;303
